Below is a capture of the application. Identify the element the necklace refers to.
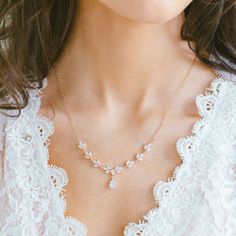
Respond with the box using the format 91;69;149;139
52;56;196;190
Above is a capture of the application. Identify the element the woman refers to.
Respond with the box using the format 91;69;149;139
0;0;236;235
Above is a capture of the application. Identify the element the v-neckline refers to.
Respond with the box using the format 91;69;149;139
34;68;226;235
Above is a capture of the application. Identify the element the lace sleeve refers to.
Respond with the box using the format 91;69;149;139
0;112;6;188
0;111;7;231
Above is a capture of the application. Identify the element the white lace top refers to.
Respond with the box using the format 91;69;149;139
1;68;236;236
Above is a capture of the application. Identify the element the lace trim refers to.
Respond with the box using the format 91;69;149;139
30;80;87;235
32;68;229;235
124;69;231;235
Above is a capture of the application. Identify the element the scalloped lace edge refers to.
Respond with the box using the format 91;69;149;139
124;69;232;234
33;82;88;234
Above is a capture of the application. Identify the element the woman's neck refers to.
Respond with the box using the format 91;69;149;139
51;1;195;110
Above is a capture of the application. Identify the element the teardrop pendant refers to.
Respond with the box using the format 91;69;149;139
108;179;117;189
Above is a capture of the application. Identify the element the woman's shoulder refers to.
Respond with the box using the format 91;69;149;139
212;59;236;96
0;111;7;186
0;80;43;148
216;68;236;83
0;111;7;150
209;53;236;84
216;68;236;109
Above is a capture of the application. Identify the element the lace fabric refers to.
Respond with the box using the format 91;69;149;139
0;68;236;236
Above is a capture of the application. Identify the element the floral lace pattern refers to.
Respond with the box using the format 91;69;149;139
0;68;236;236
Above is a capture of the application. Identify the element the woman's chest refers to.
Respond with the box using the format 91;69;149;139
46;105;202;236
5;114;234;236
2;77;236;235
5;119;233;236
47;142;181;236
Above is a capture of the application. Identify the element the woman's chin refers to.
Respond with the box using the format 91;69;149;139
124;13;176;25
97;0;192;24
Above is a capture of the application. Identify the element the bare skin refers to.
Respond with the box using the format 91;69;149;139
40;1;218;235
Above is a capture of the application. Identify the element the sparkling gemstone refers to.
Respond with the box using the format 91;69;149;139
114;166;123;174
136;153;144;161
144;143;152;152
84;151;93;159
109;179;117;189
92;159;101;168
110;169;116;175
102;165;112;174
78;140;86;150
126;160;135;168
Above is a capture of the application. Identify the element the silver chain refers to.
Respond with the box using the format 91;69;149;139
52;56;196;189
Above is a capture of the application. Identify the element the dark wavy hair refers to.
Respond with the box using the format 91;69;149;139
0;0;236;114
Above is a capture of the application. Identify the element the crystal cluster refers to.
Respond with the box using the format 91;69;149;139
77;138;154;189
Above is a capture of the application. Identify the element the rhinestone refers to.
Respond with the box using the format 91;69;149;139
110;169;116;175
84;151;93;159
144;143;152;152
108;179;117;189
102;165;112;174
114;166;123;174
78;140;86;150
92;159;100;168
136;153;144;161
126;160;135;168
